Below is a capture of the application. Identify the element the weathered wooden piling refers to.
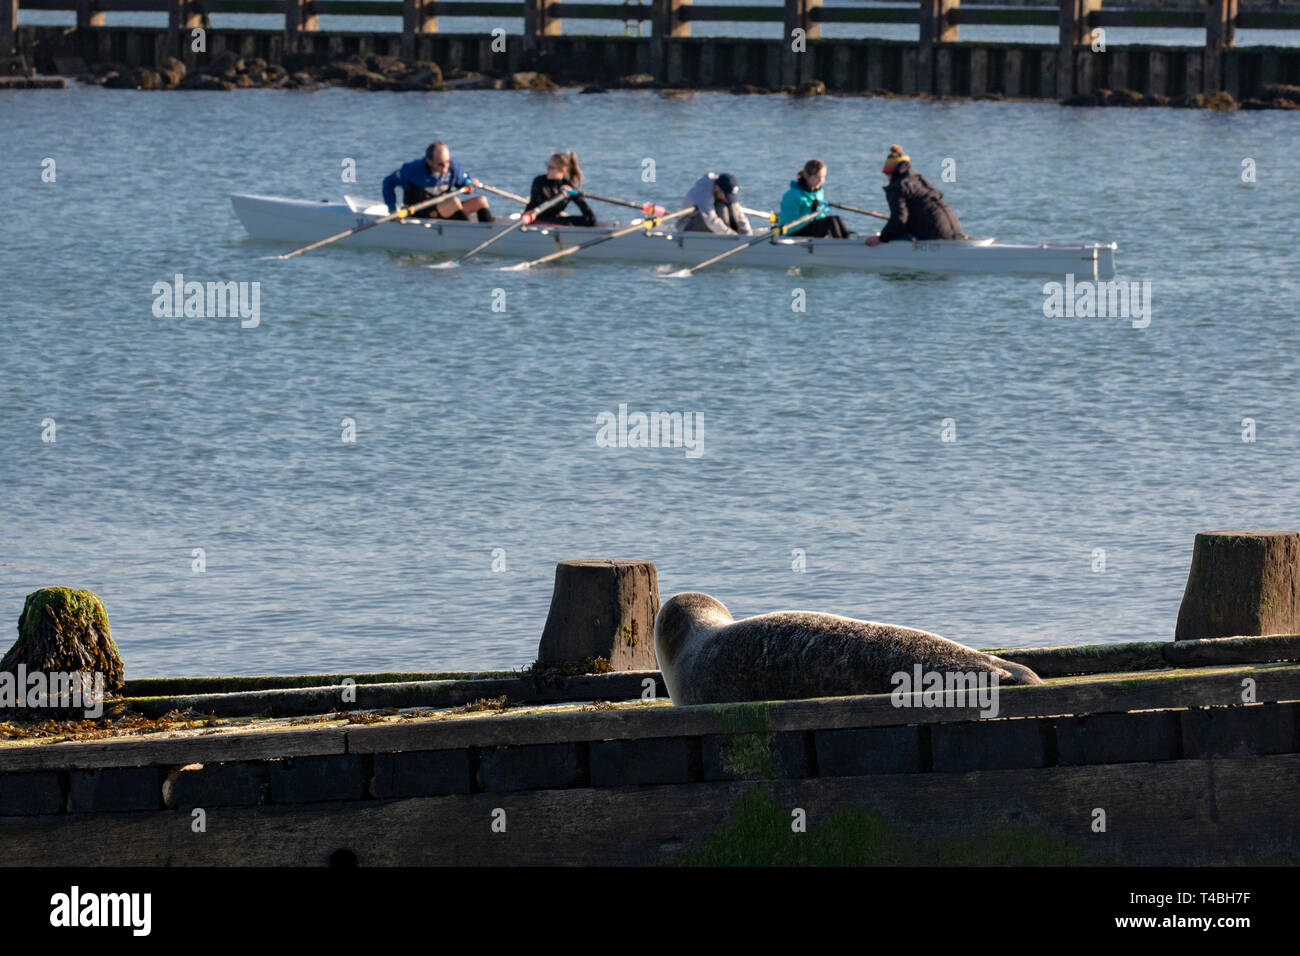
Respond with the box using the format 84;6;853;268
536;559;660;670
1175;531;1300;641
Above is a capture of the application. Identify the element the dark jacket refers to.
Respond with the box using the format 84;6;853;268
878;162;963;242
525;175;596;227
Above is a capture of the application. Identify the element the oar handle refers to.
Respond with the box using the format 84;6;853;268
741;206;779;223
475;182;529;205
581;191;667;217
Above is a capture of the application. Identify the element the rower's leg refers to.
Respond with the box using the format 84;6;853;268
462;195;495;223
435;195;464;218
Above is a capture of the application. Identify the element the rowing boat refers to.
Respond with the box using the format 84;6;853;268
230;193;1118;278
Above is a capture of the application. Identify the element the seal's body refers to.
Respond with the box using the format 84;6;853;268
653;592;1042;706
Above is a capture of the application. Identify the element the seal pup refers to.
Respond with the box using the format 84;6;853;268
653;592;1043;706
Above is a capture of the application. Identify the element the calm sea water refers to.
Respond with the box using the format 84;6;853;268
1;84;1297;676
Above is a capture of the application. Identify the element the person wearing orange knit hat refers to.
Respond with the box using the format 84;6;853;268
864;144;964;247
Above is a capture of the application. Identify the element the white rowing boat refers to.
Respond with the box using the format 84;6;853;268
231;193;1118;278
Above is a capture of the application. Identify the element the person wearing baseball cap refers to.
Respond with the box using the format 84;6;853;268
678;172;753;235
865;144;963;246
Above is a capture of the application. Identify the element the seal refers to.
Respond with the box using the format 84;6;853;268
653;592;1043;705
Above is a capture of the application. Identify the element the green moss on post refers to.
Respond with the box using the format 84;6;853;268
2;588;124;692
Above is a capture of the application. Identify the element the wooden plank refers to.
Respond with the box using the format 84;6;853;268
0;726;347;773
1184;45;1202;96
969;46;985;96
9;663;1300;773
1003;47;1021;96
5;755;1300;865
1167;635;1300;667
683;4;782;23
865;41;882;90
127;671;665;719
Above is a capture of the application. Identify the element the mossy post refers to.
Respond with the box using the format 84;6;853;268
537;559;660;671
1175;531;1300;640
1;587;124;691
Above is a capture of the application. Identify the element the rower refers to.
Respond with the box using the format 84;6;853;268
525;152;597;227
779;160;850;238
864;145;963;246
382;142;495;222
678;172;752;235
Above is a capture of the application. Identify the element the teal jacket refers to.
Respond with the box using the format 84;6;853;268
779;177;826;226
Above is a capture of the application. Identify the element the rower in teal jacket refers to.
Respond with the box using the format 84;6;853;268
778;159;850;238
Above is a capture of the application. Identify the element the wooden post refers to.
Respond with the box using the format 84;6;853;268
1175;531;1300;641
651;0;689;84
523;0;561;55
917;0;959;95
536;560;661;672
76;0;105;28
781;0;821;88
1204;0;1236;93
169;0;205;59
1058;0;1100;97
402;0;437;58
1;0;17;56
285;0;319;53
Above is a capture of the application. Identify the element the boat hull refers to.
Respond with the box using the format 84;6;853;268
230;193;1117;278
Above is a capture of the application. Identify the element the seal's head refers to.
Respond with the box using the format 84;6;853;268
653;593;733;671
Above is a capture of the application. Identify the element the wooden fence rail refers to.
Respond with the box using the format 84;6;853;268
4;0;1296;96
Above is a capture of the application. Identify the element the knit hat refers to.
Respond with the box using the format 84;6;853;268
882;144;910;175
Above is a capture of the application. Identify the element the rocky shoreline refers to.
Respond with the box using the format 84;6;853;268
54;50;1300;110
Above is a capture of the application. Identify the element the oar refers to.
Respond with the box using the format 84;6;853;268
501;206;694;271
581;191;667;217
828;201;889;221
432;188;581;269
475;182;529;205
274;185;473;260
666;209;823;277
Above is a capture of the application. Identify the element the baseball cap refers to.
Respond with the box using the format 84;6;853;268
715;172;740;200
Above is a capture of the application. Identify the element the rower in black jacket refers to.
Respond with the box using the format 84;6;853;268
525;152;597;227
865;145;964;246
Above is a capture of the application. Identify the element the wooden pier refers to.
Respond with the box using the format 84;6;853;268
4;0;1300;101
3;635;1300;865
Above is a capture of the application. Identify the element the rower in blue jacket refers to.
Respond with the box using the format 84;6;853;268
382;141;495;221
778;159;849;238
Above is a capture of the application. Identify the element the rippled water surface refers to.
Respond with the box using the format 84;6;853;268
1;85;1297;676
